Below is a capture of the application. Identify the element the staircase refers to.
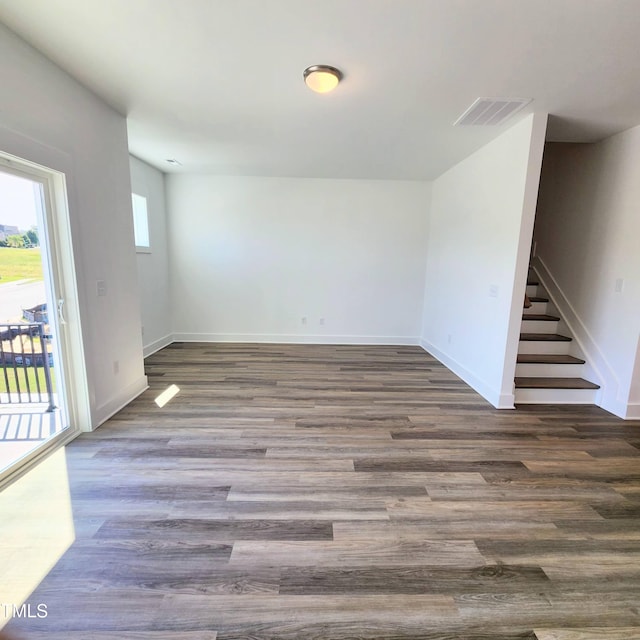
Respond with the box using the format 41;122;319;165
515;269;600;404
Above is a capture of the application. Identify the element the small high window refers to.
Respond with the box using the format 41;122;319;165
132;193;150;252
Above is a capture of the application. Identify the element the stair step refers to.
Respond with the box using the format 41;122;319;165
520;333;572;342
515;377;600;390
518;267;596;406
521;314;560;321
517;354;585;364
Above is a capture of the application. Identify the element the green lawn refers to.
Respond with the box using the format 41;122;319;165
0;247;44;284
0;365;55;395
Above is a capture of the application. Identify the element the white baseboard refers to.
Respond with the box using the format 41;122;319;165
143;333;174;358
624;403;640;420
92;375;148;430
419;339;513;409
172;332;420;346
597;396;629;420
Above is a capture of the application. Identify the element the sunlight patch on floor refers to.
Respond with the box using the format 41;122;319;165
154;383;180;408
0;446;75;629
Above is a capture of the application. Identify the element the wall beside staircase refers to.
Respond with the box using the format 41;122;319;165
420;113;548;408
533;126;640;418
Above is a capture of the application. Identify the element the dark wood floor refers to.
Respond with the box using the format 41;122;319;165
6;343;640;639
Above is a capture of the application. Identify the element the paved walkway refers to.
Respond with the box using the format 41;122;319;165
0;279;45;323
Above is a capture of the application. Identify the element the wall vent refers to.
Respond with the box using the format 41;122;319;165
454;97;532;126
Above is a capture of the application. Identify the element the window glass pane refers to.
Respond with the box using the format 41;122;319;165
132;193;150;248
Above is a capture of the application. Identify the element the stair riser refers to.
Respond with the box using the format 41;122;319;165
524;302;548;315
526;284;539;297
516;363;586;377
518;340;570;355
521;319;559;333
515;388;599;404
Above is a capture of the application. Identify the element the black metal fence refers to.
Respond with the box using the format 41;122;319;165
0;323;55;411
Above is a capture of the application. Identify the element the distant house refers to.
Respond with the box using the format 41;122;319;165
0;223;20;241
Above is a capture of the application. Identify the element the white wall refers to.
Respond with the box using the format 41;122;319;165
534;127;640;418
129;156;172;356
420;114;548;408
629;337;640;414
0;23;146;427
166;175;430;343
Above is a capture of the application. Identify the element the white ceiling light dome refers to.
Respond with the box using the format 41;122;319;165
303;65;343;93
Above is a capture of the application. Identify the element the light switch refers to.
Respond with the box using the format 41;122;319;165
97;280;107;297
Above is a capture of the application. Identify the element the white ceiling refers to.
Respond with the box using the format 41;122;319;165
1;0;639;180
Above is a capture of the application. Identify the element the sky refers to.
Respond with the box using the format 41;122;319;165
0;170;39;231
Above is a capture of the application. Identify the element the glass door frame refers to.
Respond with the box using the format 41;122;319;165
0;152;89;488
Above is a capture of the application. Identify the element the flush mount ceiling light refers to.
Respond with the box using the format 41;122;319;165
303;65;343;93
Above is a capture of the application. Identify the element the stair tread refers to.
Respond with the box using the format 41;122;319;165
522;314;560;321
520;333;572;342
517;354;586;364
529;297;548;303
515;377;600;390
527;280;539;286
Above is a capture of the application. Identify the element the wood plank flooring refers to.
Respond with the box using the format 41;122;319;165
5;343;640;639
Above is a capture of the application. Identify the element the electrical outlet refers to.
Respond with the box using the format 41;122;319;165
447;334;452;344
615;278;624;293
113;360;119;375
489;284;499;298
301;316;307;325
319;318;325;326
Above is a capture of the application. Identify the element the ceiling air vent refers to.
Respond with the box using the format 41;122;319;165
454;97;532;126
